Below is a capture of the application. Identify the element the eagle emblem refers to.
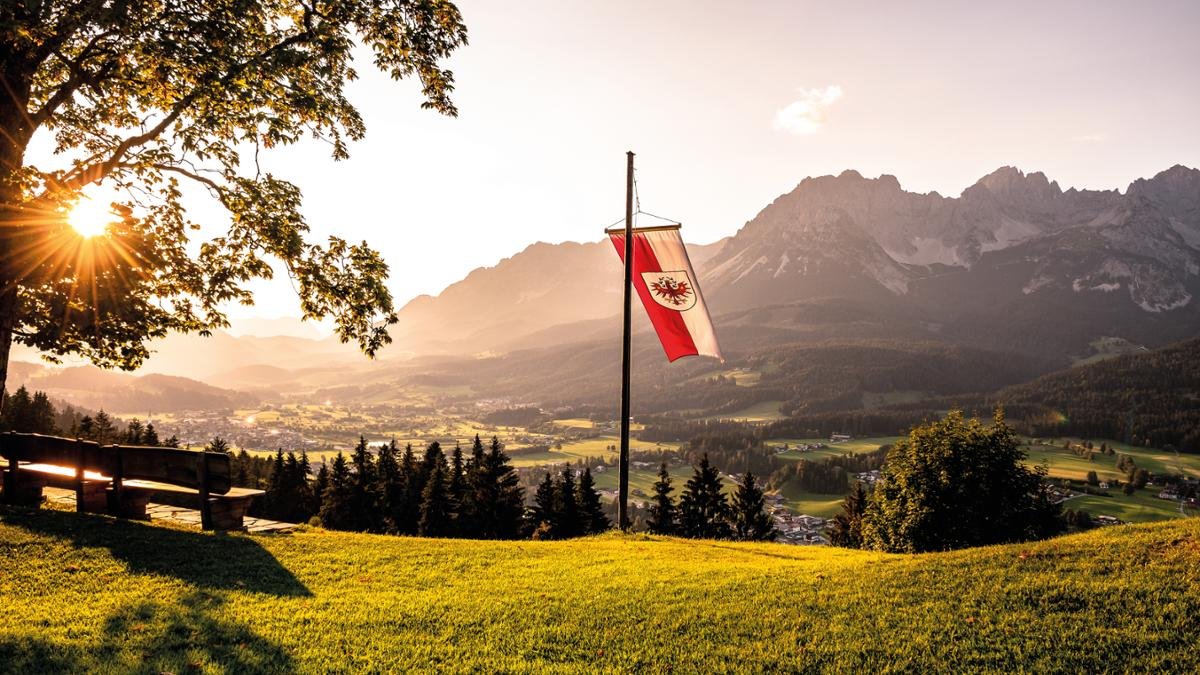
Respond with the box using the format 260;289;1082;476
642;270;697;311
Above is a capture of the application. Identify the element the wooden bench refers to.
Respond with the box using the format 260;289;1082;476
0;432;264;531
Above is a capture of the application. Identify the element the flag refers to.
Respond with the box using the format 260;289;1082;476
609;225;722;362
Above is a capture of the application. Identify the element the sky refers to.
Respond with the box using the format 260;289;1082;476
44;0;1200;332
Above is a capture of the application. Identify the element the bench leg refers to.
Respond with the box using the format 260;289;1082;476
108;488;151;520
2;470;46;506
209;497;253;531
76;481;109;513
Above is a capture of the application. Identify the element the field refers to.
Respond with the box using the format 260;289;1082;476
2;505;1198;671
1065;490;1190;522
1025;438;1200;482
771;436;901;462
703;400;785;422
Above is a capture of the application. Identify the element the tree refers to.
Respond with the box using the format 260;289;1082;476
89;409;116;444
348;435;380;532
1086;470;1100;487
467;435;524;540
0;2;470;396
418;456;452;538
828;481;869;548
141;421;160;447
205;436;231;455
556;468;581;539
729;472;776;542
677;454;731;539
577;468;609;535
527;472;558;538
861;409;1063;553
646;463;677;535
319;452;354;531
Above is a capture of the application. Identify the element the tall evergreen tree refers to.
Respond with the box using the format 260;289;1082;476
828;481;869;548
577;467;610;535
28;391;58;434
124;418;145;445
478;435;525;539
448;442;466;531
313;460;330;518
376;441;404;534
207;437;232;455
90;410;116;445
677;454;731;539
730;472;777;541
396;443;420;535
647;463;677;535
418;456;453;537
527;472;558;538
348;435;381;532
319;452;355;531
557;468;581;539
142;422;161;447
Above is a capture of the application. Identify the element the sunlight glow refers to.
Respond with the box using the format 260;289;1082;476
66;197;116;238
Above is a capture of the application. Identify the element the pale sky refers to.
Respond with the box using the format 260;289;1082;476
43;0;1200;330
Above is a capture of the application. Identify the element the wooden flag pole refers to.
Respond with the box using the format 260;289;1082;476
618;150;634;531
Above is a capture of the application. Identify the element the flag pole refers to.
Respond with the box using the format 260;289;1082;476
618;150;634;531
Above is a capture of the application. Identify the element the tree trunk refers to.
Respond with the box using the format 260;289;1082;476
0;56;33;404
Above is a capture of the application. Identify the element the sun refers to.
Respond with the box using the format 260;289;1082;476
66;197;116;238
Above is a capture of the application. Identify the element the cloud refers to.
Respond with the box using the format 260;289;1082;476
773;85;844;135
1071;133;1110;143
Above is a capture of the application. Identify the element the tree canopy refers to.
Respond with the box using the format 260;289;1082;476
0;1;468;391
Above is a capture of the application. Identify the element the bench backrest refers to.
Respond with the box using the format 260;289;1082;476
0;432;107;472
112;444;232;494
0;432;232;495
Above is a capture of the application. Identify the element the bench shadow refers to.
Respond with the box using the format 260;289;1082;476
4;506;311;597
0;592;295;674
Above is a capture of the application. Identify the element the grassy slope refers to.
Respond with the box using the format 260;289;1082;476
2;507;1199;673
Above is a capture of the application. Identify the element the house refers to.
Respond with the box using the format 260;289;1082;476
830;433;851;443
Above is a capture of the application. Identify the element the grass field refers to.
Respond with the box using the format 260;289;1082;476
1025;439;1200;482
1065;490;1190;522
1;505;1198;672
703;400;785;422
772;437;901;462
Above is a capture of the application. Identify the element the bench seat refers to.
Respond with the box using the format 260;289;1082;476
117;480;266;530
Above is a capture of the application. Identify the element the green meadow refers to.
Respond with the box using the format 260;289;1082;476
1;505;1198;672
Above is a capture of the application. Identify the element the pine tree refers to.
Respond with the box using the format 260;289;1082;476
479;435;525;539
527;472;558;538
234;449;252;487
577;467;610;534
828;481;868;548
349;435;381;532
646;463;677;535
313;460;330;518
557;468;581;538
28;391;58;434
376;441;404;533
2;386;33;432
319;452;355;531
207;437;232;455
730;472;777;541
264;448;287;520
91;410;116;445
76;415;94;439
677;454;731;539
395;443;420;535
297;451;316;519
162;435;181;448
418;456;453;537
142;422;161;447
124;418;145;445
448;443;466;532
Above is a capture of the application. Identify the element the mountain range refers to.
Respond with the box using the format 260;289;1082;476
12;164;1199;417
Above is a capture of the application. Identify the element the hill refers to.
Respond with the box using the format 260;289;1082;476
1;505;1197;671
5;363;259;415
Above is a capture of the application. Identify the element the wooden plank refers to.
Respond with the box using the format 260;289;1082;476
111;446;231;494
0;433;108;474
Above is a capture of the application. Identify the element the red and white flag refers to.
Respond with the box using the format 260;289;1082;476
609;225;722;362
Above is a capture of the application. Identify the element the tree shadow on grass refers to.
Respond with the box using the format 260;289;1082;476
3;505;310;597
0;592;295;674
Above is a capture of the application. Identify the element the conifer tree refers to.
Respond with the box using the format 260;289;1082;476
297;451;316;518
313;460;330;517
557;468;581;539
349;435;380;532
28;391;58;434
480;435;525;539
234;449;252;488
376;441;404;534
647;462;678;535
528;472;558;538
206;437;232;455
163;435;181;448
124;418;145;445
677;454;731;539
418;456;453;537
828;481;868;548
142;422;161;447
319;452;355;531
396;443;420;535
730;472;777;541
448;442;466;532
90;410;116;444
76;415;94;439
577;467;610;535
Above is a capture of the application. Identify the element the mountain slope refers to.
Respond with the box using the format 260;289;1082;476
6;362;258;414
2;506;1198;671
